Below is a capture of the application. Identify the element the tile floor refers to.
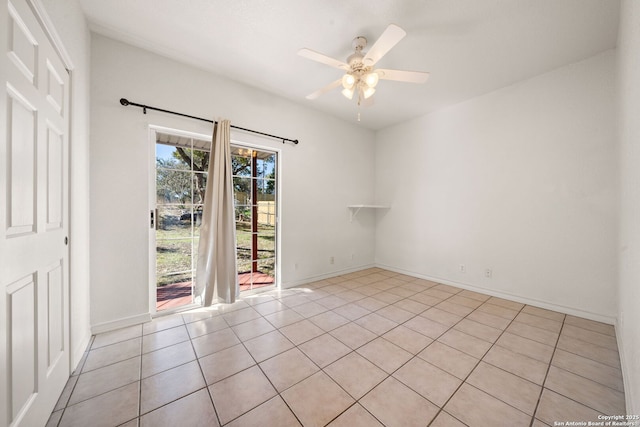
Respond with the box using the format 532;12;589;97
48;268;626;427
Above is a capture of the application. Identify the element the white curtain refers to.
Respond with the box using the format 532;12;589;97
195;119;238;305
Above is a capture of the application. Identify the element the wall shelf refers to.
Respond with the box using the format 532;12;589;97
348;204;390;222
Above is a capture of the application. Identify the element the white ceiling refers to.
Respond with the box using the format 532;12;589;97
80;0;620;130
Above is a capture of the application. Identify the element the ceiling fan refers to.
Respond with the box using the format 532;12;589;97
298;24;430;106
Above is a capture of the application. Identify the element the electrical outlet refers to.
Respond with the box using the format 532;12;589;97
485;268;492;278
329;256;334;265
460;264;466;273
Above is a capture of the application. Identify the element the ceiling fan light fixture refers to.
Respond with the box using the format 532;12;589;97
342;73;356;89
364;72;379;88
342;87;355;99
363;86;376;99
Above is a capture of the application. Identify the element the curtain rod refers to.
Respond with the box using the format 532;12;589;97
119;98;299;145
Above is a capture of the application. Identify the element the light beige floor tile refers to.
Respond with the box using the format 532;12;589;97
59;382;139;427
141;340;196;378
448;295;483;309
327;403;383;427
506;321;559;346
357;337;412;374
445;383;531;427
92;324;142;349
482;345;548;385
82;337;141;373
552;349;624;392
309;311;350;332
217;300;250;313
281;371;355;427
404;315;450;339
253;299;286;316
421;307;463;327
354;286;383;297
226;396;301;427
69;357;140;405
564;315;615;336
336;290;366;302
180;308;222;324
466;310;512;330
264;309;305;328
316;295;349;310
221;306;261;326
279;294;312;308
394;357;461;407
467;361;541;415
438;329;492;359
244;330;295;362
231;317;275;341
434;300;475;317
495;332;555;363
140;361;205;414
142;325;190;353
199;343;256;385
545;366;625;415
521;305;565;322
241;293;275;306
210;365;277;425
354;312;398;335
477;303;519;320
383;325;433;354
329;322;377;349
430;411;467;427
535;389;603;425
299;333;351;367
532;419;551;427
142;315;185;335
375;305;415;323
139;388;218;427
392;298;429;314
191;327;240;358
432;284;462;294
354;296;388;311
279;319;325;345
557;334;621;368
454;318;502;343
424;289;456;300
562;324;618;348
412;292;445;306
458;290;491;302
360;377;439;427
333;303;371;321
372;291;404;304
259;348;319;392
324;352;387;399
486;297;525;311
185;316;228;338
418;341;479;380
386;286;416;298
514;312;563;333
291;301;328;318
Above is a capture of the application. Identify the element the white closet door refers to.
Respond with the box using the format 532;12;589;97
0;0;70;425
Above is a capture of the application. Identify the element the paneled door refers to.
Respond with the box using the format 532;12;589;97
0;0;71;426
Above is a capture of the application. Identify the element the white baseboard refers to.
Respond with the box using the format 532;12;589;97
615;318;637;414
281;263;376;289
91;312;152;335
375;263;617;325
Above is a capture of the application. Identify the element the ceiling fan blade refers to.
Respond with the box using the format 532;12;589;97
376;69;430;84
298;48;349;70
306;79;343;100
363;24;406;66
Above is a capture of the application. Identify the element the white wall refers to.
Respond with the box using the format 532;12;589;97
617;0;640;413
90;35;375;330
39;0;92;370
375;50;618;322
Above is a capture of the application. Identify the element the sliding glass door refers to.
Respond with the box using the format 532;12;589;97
231;145;278;291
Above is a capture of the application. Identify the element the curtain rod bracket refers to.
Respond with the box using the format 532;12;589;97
119;97;299;145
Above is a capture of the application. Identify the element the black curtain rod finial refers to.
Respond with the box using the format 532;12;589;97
119;98;130;106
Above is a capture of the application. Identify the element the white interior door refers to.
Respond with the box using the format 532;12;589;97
0;0;70;425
